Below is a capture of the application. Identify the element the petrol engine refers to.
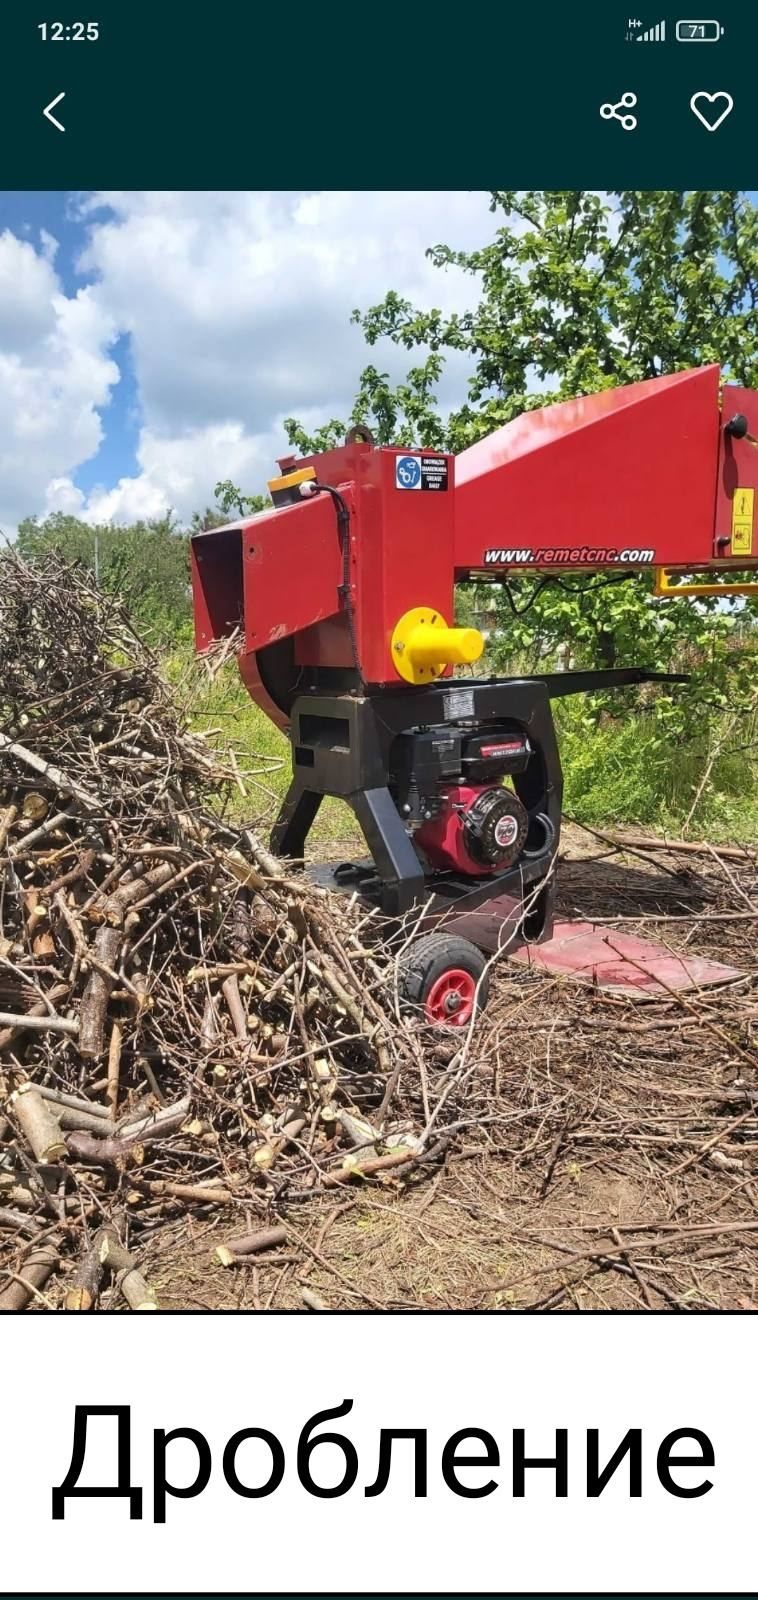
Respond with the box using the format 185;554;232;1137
391;724;534;878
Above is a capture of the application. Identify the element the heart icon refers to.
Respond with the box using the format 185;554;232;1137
690;91;734;132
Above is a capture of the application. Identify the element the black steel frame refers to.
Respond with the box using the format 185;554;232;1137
270;675;566;920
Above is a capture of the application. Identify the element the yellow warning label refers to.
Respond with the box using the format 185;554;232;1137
731;487;754;556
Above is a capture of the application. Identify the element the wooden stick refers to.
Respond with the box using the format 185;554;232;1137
0;802;19;850
78;926;122;1056
132;1178;235;1206
222;974;248;1040
56;1106;117;1136
215;1225;287;1266
322;1148;416;1188
102;861;175;927
0;1206;41;1237
0;1010;78;1036
37;1085;111;1118
66;1096;191;1164
106;1020;123;1117
0;733;101;814
302;1286;329;1310
8;809;75;860
578;826;753;863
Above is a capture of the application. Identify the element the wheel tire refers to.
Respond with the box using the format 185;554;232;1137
398;932;490;1027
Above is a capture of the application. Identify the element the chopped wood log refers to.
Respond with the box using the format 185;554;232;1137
0;1206;41;1237
78;926;122;1057
338;1108;382;1150
56;1106;117;1136
0;1241;60;1309
252;1116;306;1171
8;1083;67;1163
97;1232;157;1309
102;861;175;927
64;1229;109;1310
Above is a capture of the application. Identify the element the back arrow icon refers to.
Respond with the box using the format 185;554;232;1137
43;92;65;132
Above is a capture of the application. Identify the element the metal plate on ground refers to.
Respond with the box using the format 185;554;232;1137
509;919;742;994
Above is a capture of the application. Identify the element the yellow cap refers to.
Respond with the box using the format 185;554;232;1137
267;465;316;494
391;606;484;684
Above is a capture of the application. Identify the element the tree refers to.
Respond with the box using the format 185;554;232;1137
16;511;192;638
284;191;758;725
289;191;758;451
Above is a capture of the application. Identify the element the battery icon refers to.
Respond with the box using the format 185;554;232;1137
676;19;724;40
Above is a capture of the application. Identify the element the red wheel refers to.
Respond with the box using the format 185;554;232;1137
398;932;490;1028
424;968;477;1025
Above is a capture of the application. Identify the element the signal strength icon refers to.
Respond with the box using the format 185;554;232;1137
626;16;666;39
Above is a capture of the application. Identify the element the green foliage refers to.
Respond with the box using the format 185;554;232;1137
327;191;758;451
16;511;192;639
166;644;359;848
213;480;270;518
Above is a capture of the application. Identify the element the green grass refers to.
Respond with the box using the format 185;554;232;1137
167;648;758;849
166;648;362;854
556;698;758;843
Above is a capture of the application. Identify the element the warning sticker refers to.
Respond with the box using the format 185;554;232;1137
731;486;754;556
443;687;475;720
395;454;448;491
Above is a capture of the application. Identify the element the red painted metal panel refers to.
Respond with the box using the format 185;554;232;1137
241;492;344;650
247;440;456;684
454;366;722;573
360;449;455;685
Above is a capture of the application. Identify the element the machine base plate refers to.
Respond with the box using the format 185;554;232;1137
510;920;741;995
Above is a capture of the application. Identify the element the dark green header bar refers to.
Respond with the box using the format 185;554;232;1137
1;0;756;188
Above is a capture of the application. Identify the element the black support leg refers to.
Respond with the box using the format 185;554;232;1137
270;782;323;860
350;786;425;915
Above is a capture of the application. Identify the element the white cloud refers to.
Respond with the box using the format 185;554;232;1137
4;191;496;529
0;228;119;532
73;190;493;519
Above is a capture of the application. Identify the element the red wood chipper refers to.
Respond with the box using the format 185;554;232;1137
191;365;758;1024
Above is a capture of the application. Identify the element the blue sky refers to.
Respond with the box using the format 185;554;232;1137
0;190;494;533
0;190;754;537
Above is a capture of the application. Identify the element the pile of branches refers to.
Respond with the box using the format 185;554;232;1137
0;551;434;1310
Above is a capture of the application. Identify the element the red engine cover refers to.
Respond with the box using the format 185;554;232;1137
415;784;501;876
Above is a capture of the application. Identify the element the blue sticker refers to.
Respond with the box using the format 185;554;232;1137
396;454;422;489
